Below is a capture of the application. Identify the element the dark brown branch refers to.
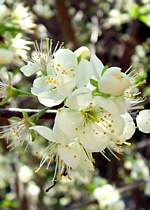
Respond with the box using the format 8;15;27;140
0;108;57;119
55;0;76;47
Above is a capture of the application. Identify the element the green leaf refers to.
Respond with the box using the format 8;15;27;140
129;3;139;18
139;15;150;27
90;78;98;87
0;25;23;35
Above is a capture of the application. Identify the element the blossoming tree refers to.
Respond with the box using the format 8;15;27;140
0;0;150;210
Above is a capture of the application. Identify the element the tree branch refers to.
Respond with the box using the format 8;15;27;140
0;108;57;119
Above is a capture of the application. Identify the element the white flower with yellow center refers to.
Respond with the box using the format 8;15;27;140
31;48;93;107
55;87;125;153
30;125;94;180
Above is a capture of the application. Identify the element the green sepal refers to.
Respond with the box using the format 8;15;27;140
9;116;21;121
90;78;98;87
0;97;9;106
31;130;36;142
101;65;108;76
77;55;82;63
92;91;111;97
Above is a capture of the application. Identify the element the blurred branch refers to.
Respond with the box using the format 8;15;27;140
120;19;141;71
119;180;146;194
55;0;76;47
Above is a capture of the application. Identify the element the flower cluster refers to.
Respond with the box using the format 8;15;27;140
19;39;150;182
0;1;35;65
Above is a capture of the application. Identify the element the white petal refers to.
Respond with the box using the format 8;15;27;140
111;113;135;144
55;108;83;139
96;96;118;115
54;49;77;75
58;141;94;171
20;62;41;76
58;143;80;169
90;54;104;79
31;76;53;96
113;96;127;115
65;87;92;110
136;110;150;133
46;59;54;75
38;90;65;107
99;112;125;136
56;75;75;96
121;113;135;140
79;123;110;152
30;126;57;142
75;59;93;87
53;120;72;145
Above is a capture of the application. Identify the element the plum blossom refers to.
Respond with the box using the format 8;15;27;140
31;48;93;107
30;125;94;180
54;87;126;153
20;38;60;76
93;184;125;210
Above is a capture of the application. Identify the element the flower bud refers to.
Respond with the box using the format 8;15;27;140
98;67;130;96
74;46;90;61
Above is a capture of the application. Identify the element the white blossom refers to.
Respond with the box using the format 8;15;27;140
93;184;123;209
31;125;94;180
55;87;126;153
31;48;93;107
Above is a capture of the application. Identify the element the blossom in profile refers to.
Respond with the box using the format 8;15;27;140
11;33;32;60
136;110;150;133
0;114;34;150
20;38;62;77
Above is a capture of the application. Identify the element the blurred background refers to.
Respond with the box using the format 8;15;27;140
0;0;150;209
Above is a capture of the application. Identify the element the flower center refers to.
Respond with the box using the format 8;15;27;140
81;106;100;125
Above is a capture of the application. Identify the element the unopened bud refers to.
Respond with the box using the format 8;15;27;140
74;46;90;61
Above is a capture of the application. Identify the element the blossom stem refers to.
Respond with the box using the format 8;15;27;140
30;107;51;123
